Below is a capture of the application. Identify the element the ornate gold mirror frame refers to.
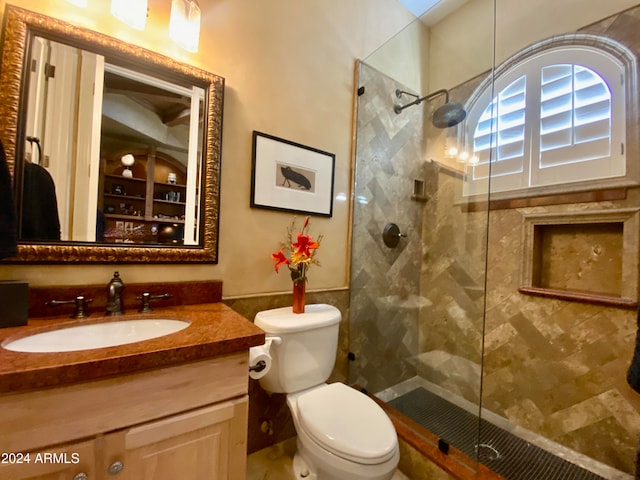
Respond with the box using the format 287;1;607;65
0;5;223;263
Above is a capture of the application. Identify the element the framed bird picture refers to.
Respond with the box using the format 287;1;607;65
251;131;335;217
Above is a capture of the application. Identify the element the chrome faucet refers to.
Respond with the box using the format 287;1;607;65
105;271;124;315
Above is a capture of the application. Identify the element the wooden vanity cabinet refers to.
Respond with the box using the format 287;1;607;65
100;397;247;480
0;353;249;480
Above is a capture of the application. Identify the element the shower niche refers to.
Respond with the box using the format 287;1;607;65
519;209;640;308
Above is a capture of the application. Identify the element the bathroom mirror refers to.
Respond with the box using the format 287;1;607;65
0;5;224;262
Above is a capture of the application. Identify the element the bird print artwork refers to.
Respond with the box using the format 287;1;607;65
280;165;313;191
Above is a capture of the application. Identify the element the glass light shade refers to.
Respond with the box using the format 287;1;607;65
121;154;135;167
111;0;148;31
66;0;88;7
170;0;201;53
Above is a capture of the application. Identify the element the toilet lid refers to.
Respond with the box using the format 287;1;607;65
296;383;398;464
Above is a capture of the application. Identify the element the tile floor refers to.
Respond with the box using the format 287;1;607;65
246;437;410;480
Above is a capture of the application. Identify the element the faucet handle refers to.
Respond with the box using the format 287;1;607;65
47;295;93;318
136;292;172;313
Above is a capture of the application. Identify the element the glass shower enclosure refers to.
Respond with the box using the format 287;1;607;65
349;1;640;479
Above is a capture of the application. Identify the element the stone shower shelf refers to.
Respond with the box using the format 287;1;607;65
518;286;638;309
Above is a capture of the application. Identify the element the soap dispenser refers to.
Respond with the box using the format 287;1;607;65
106;271;124;315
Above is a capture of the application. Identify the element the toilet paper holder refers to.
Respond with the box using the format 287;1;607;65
249;360;267;373
248;336;281;374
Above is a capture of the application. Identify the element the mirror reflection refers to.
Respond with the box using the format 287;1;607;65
21;36;203;246
0;5;224;262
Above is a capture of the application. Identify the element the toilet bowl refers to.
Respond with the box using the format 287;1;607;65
288;383;399;480
252;305;399;480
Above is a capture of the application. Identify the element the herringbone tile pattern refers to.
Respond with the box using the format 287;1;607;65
349;62;426;394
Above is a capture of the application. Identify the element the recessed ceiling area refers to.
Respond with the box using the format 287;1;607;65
396;0;443;17
396;0;470;26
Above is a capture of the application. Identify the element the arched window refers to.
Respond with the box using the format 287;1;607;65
462;35;637;198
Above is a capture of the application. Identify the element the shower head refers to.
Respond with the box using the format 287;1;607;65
432;101;467;128
394;88;467;128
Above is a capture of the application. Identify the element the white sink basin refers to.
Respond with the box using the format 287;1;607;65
2;319;190;353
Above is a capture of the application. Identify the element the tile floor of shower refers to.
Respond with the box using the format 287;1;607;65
378;376;632;480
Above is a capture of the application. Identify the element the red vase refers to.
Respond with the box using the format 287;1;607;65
292;281;306;314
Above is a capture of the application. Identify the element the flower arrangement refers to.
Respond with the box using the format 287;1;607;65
271;216;322;286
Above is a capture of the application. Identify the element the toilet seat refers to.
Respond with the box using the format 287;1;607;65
295;383;398;465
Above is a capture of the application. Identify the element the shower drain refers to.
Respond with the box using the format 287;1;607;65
475;443;501;462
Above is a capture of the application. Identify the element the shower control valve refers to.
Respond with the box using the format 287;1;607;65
382;223;406;248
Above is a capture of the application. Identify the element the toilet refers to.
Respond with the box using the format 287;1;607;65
254;304;399;480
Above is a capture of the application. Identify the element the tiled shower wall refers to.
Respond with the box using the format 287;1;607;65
417;161;488;405
348;62;427;394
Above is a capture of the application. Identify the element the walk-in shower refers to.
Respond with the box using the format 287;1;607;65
350;2;640;478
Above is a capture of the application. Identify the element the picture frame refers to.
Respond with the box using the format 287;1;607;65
250;131;335;217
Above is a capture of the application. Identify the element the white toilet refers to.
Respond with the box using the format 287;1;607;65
254;304;400;480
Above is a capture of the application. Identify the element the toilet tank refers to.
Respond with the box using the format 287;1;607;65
254;304;341;394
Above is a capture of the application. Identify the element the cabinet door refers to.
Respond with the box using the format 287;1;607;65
105;397;248;480
0;439;95;480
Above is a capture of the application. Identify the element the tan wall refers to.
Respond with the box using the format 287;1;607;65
428;0;640;91
0;0;416;297
365;19;431;95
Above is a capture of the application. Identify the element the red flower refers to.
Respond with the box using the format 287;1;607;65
270;216;322;282
292;233;320;259
271;249;290;272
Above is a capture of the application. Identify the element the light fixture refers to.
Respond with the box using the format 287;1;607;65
444;137;459;158
452;149;480;166
121;154;135;178
111;0;148;31
170;0;201;53
66;0;88;7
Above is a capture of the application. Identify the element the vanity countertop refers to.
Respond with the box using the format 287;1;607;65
0;302;265;394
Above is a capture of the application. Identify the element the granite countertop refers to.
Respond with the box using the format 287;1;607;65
0;302;265;394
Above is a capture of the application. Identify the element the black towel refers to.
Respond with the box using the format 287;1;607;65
21;162;61;241
0;139;17;259
627;306;640;394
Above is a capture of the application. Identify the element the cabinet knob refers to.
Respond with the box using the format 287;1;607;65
72;473;88;480
108;460;124;475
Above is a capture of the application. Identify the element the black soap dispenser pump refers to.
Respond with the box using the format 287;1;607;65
106;271;124;315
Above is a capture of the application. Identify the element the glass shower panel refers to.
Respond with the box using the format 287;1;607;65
349;2;494;475
480;0;640;477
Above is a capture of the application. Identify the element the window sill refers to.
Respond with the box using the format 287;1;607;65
461;187;628;212
518;286;637;310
